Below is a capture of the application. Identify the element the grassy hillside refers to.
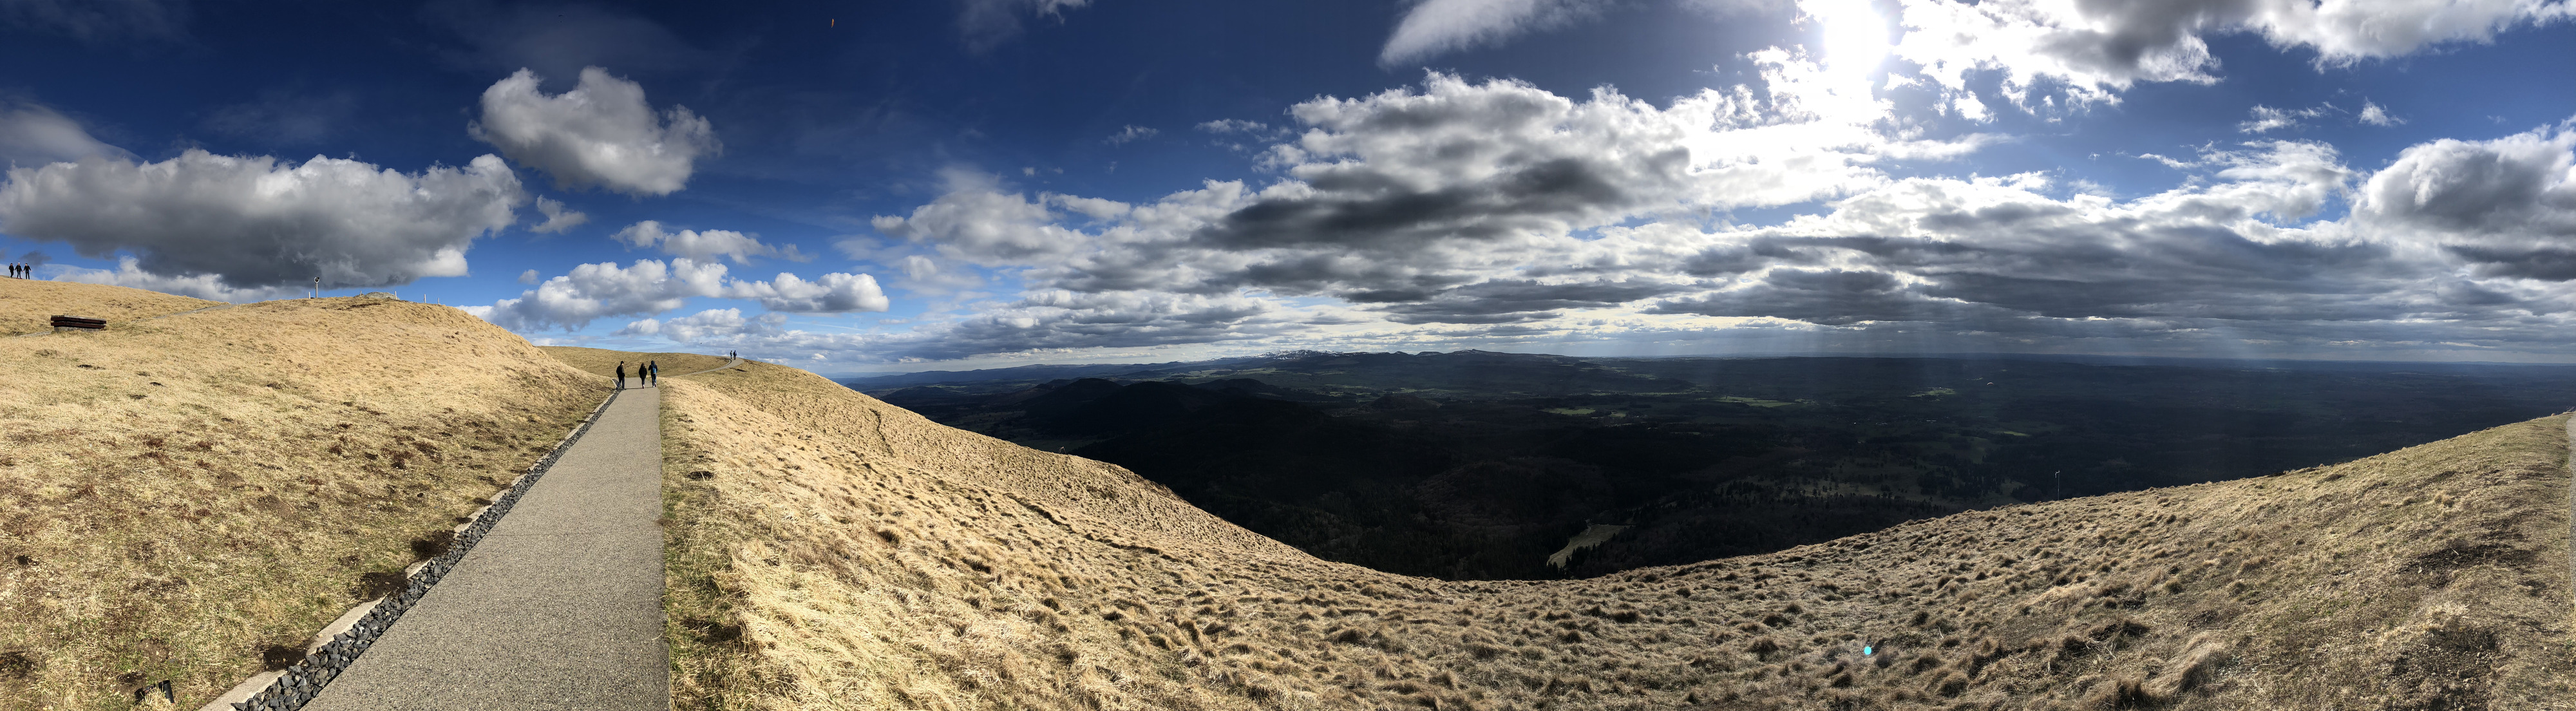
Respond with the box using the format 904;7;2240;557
0;279;218;336
665;359;2575;710
0;282;601;709
542;346;733;380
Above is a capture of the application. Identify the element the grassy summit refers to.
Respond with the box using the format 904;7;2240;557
662;356;2575;710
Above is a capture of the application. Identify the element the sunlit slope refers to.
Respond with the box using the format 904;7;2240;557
663;362;2575;710
541;346;732;379
0;278;218;335
0;285;601;710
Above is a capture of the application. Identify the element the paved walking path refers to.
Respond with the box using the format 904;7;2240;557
671;356;744;378
303;387;667;710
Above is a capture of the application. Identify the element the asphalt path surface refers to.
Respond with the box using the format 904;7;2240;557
303;387;667;710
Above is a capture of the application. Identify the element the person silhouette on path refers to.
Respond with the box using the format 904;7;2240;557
648;361;658;386
615;361;627;390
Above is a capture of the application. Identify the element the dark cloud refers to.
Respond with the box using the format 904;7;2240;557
2360;133;2576;235
0;151;524;290
2448;246;2576;281
1204;156;1657;249
1653;270;1945;326
1368;279;1683;324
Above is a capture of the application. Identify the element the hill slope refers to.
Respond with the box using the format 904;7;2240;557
0;281;601;710
663;360;2575;710
0;279;218;335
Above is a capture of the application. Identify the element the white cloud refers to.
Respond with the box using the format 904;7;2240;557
468;258;888;332
529;196;590;233
721;272;891;313
518;269;540;285
611;220;807;263
1888;0;2573;111
1380;0;1611;65
618;308;790;341
2359;100;2403;127
471;67;718;196
0;102;135;166
50;257;303;302
2350;126;2576;278
2239;104;2331;133
0;149;524;289
1197;118;1274;135
871;169;1106;264
1104;124;1159;145
464;258;731;332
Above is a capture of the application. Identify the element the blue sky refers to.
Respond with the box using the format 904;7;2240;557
3;0;2575;374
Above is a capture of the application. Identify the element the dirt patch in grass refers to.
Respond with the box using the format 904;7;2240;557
0;282;601;710
658;358;2575;710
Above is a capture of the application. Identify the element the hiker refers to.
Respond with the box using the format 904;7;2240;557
615;361;627;390
648;361;659;386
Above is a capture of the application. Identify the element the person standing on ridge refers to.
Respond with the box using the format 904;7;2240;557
615;361;627;390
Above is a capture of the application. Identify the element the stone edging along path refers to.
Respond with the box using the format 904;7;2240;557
198;388;625;711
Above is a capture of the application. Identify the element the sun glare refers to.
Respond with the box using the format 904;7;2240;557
1808;0;1891;77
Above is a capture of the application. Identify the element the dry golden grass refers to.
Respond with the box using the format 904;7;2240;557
0;279;219;336
663;359;2576;711
0;283;603;710
542;346;734;381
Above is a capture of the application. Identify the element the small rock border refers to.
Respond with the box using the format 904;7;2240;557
212;388;624;711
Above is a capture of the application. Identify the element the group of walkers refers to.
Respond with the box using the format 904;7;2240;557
615;361;659;390
5;262;30;278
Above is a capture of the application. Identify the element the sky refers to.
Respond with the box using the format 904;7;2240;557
3;0;2575;374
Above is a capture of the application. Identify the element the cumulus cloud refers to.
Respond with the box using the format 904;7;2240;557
721;272;890;313
528;196;589;233
956;0;1092;52
0;102;136;166
467;258;888;332
464;258;730;332
1380;0;1611;65
471;67;718;196
871;169;1112;264
611;220;807;263
1888;0;2573;110
2359;100;2403;127
2351;126;2576;278
0;149;525;290
518;269;540;285
51;257;305;302
618;308;786;341
846;68;1996;360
